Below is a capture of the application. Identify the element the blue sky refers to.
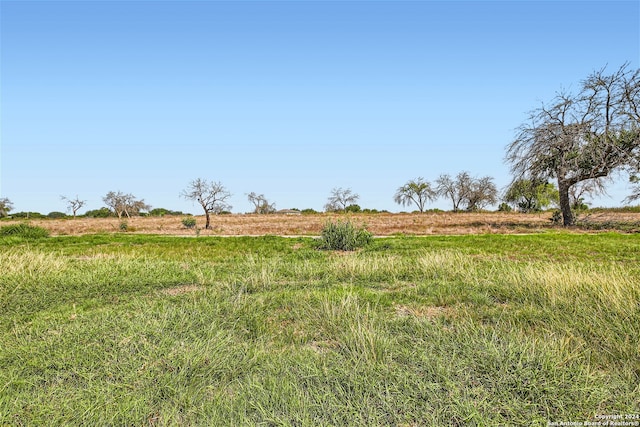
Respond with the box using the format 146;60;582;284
1;0;638;214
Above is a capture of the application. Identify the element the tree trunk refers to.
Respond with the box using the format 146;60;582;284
558;179;574;226
199;201;211;230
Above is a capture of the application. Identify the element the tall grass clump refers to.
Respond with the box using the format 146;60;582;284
0;223;49;239
318;220;372;251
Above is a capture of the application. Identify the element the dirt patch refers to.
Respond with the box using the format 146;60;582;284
161;285;205;296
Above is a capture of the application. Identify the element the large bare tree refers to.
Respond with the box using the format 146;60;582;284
435;172;472;212
247;192;276;214
436;172;497;212
324;187;359;212
506;64;640;225
181;178;232;229
465;176;498;211
394;177;436;213
103;191;150;218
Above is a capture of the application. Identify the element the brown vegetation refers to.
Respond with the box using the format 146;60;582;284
4;211;640;236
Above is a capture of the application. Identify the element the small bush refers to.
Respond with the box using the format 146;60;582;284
181;217;197;229
119;221;129;232
150;208;184;217
550;210;562;225
497;203;513;212
0;224;50;239
84;208;113;218
318;220;373;251
11;211;46;219
47;211;67;219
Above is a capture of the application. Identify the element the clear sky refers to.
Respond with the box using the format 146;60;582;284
1;0;639;215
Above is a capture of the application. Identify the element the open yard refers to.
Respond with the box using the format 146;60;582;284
1;228;638;425
4;211;640;236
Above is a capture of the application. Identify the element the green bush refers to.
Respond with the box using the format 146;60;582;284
181;217;197;229
318;220;373;251
11;211;45;219
47;211;67;219
550;210;563;225
0;223;50;239
119;221;129;232
150;208;184;217
498;203;513;212
84;208;113;218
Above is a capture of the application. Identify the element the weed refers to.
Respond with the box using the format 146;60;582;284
318;220;373;251
0;223;49;239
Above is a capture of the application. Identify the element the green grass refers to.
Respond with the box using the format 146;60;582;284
0;223;50;239
1;233;638;425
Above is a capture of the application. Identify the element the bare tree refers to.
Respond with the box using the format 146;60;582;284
324;187;359;212
465;176;498;211
0;197;13;218
394;177;436;213
506;64;640;225
181;178;232;229
435;172;471;211
61;195;86;218
103;191;150;218
436;172;470;212
247;192;276;214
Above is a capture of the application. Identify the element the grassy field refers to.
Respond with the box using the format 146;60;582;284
1;231;639;425
5;210;640;236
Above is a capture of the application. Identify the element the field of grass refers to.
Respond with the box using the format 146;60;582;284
1;231;639;425
4;211;640;237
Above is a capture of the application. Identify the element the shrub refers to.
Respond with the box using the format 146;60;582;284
47;211;67;219
150;208;184;216
0;224;50;239
318;220;373;251
11;211;45;219
498;203;513;212
181;217;197;229
550;210;562;225
84;208;113;218
345;204;361;213
119;221;129;232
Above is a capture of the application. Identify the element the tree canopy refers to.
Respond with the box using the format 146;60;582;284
394;178;436;213
324;188;359;212
503;179;559;212
181;178;232;229
506;64;640;225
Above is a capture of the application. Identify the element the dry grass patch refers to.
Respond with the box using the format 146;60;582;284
0;212;580;236
394;304;454;320
160;284;205;296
